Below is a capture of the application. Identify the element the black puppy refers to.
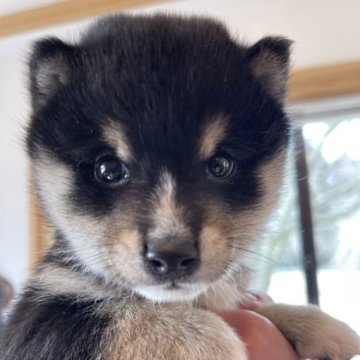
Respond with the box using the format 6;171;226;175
1;14;359;360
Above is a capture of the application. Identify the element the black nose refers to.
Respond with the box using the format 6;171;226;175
145;241;199;280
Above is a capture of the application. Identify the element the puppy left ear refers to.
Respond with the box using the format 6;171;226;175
245;36;292;103
29;37;74;110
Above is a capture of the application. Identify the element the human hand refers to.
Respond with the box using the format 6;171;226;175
216;293;300;360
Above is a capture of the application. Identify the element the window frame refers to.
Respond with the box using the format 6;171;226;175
289;62;360;304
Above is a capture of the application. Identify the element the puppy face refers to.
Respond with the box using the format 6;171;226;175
28;15;291;302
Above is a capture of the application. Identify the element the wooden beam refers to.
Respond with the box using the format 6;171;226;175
28;170;52;269
289;61;360;102
0;0;167;37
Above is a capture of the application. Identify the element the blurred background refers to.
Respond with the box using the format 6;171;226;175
0;0;359;335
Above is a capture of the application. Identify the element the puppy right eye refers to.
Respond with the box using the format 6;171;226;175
94;155;130;186
206;153;236;180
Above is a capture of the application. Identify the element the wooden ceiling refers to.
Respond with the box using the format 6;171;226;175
289;61;360;102
0;0;164;37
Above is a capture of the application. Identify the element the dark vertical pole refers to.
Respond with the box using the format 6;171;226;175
294;127;320;305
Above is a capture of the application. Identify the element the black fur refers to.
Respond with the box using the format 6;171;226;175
0;290;110;360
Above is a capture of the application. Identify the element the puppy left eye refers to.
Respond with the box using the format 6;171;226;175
94;154;130;186
206;153;236;179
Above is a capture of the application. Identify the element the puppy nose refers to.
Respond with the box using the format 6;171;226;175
145;241;199;279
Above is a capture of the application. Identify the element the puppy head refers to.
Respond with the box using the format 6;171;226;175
27;15;291;302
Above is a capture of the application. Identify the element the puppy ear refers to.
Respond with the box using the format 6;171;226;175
246;36;292;103
29;37;74;109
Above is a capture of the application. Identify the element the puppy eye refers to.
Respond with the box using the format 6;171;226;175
94;155;130;186
206;153;235;179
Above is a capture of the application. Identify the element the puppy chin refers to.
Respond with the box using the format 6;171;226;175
134;282;209;303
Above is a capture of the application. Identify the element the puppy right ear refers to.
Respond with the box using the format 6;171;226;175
245;36;292;104
29;37;74;109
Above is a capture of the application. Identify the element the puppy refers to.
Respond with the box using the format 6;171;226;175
1;14;359;360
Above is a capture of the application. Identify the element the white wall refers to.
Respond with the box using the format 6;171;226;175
0;23;85;292
0;55;29;292
141;0;360;69
0;0;359;292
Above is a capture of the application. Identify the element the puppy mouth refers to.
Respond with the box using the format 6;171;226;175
166;280;181;290
134;281;209;303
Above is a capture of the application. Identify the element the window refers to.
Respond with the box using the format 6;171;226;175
252;96;360;335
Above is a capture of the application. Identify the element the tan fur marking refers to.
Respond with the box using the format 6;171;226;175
250;49;289;103
196;151;288;310
34;153;148;287
195;216;251;310
103;121;133;162
33;264;117;300
148;171;189;239
105;303;248;360
199;115;229;159
33;154;80;237
34;154;116;278
257;149;287;216
198;224;226;278
102;225;148;285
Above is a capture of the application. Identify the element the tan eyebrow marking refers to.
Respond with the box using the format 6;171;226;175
148;171;189;240
102;121;133;162
199;115;229;160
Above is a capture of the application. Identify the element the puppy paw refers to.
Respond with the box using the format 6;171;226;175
256;304;360;360
293;311;360;360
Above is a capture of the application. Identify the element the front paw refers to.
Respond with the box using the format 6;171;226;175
292;308;360;360
256;304;360;360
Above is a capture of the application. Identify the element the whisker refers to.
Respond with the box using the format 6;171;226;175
226;244;276;265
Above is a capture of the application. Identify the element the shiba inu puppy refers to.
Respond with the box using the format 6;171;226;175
1;14;359;360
